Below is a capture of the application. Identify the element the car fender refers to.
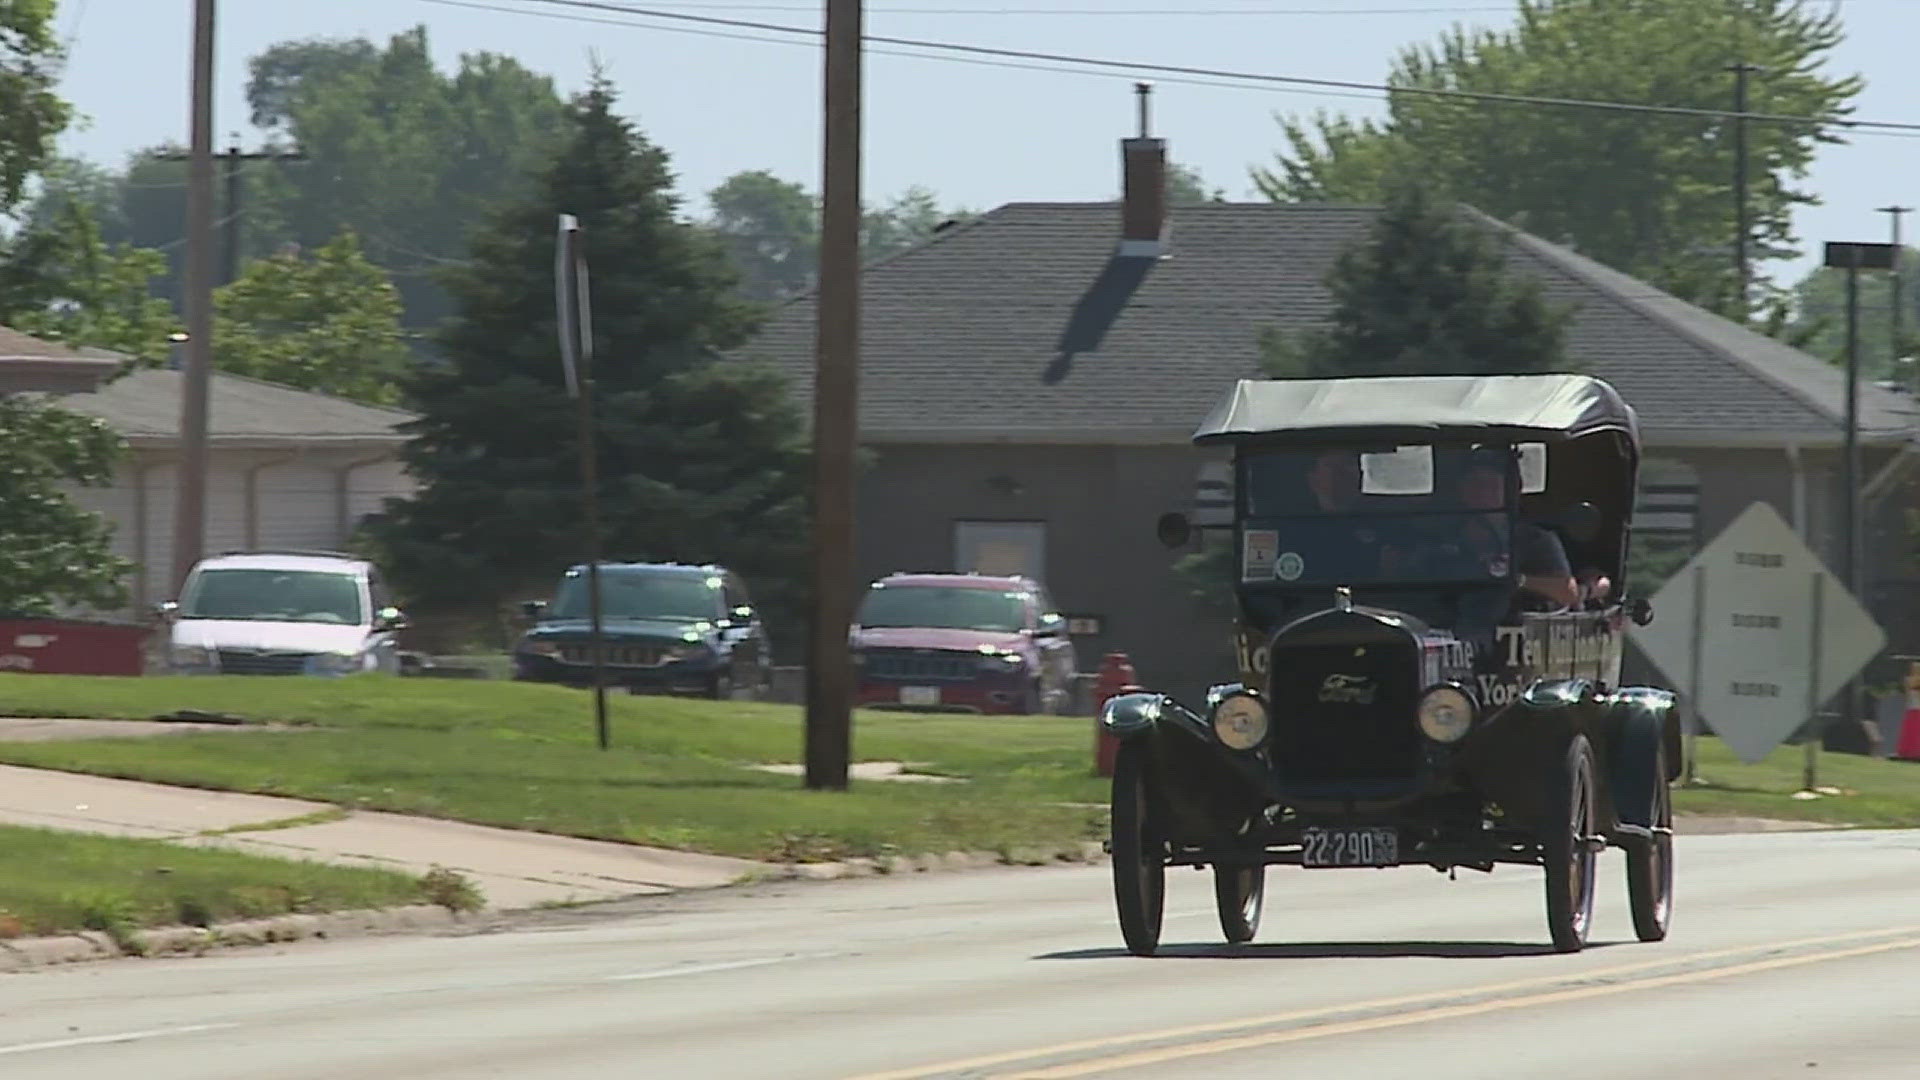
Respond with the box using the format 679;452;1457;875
1606;688;1683;806
1099;691;1210;744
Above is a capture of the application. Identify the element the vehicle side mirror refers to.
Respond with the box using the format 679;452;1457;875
152;600;180;623
375;606;409;632
1156;511;1193;549
1628;596;1654;627
520;599;549;622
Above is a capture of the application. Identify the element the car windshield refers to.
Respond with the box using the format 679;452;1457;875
181;568;365;624
551;571;719;622
857;585;1028;633
1239;445;1518;588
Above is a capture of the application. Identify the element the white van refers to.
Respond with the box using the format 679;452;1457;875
157;550;407;676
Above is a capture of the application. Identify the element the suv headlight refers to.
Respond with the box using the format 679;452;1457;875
1210;691;1269;751
1417;685;1477;743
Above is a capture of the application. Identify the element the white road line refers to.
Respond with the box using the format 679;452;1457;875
605;955;819;982
0;1023;240;1057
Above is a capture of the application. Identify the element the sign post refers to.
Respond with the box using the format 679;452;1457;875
557;214;609;751
1631;502;1885;783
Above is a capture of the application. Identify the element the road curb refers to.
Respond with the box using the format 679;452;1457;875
0;904;467;973
755;840;1108;882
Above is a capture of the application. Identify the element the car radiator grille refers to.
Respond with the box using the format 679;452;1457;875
862;650;978;681
556;644;668;667
217;650;313;676
1267;639;1420;784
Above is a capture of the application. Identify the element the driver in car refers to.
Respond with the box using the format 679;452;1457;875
1451;448;1580;610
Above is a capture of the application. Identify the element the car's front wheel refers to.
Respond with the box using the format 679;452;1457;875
1110;740;1166;957
1213;862;1264;944
1626;741;1675;943
707;671;733;701
1543;733;1599;954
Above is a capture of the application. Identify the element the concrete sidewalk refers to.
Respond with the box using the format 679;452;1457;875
0;764;770;910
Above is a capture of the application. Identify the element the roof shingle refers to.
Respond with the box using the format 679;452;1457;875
56;368;415;446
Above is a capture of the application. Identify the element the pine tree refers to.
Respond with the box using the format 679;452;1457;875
364;80;808;643
1263;182;1575;379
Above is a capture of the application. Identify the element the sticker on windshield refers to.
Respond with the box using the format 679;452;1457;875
1242;530;1278;581
1274;551;1305;582
1488;554;1510;577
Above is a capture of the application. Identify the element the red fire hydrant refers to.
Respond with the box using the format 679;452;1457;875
1093;652;1140;777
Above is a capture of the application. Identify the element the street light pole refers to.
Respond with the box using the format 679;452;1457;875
804;0;863;791
172;0;216;597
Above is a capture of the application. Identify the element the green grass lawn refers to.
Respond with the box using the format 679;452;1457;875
0;675;1109;862
1675;738;1920;827
0;823;439;942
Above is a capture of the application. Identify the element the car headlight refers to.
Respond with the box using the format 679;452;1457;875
1210;692;1269;751
1417;685;1476;743
170;644;214;668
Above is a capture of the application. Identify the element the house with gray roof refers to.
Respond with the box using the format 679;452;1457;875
740;132;1920;703
0;325;119;393
52;365;417;611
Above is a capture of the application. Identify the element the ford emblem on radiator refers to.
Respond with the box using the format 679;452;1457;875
1317;672;1376;704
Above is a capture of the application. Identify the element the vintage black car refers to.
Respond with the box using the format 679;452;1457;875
1105;373;1680;955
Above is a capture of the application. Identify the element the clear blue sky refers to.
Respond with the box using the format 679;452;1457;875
49;0;1920;289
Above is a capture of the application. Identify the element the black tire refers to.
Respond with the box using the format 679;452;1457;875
1213;863;1265;944
1626;743;1675;942
1110;740;1166;957
707;671;733;701
1018;681;1043;716
1543;733;1599;954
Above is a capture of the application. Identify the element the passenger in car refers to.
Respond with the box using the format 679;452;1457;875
1452;449;1580;610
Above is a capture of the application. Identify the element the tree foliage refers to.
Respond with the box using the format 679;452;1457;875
1262;182;1575;379
242;26;569;337
0;0;68;212
212;231;411;404
703;170;974;304
0;395;131;614
1253;0;1860;319
0;200;177;365
363;81;809;641
1167;162;1226;206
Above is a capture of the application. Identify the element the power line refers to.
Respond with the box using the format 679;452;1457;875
430;0;1920;136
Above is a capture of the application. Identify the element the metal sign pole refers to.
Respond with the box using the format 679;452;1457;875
557;215;609;751
1685;563;1706;784
1804;571;1824;793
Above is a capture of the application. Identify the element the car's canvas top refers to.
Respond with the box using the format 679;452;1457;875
1191;374;1639;447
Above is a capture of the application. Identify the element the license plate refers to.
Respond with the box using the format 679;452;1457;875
1301;826;1399;868
899;686;941;706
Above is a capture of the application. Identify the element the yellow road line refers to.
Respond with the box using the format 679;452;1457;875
843;924;1920;1080
1007;934;1920;1078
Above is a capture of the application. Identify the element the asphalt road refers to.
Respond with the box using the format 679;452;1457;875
4;828;1919;1079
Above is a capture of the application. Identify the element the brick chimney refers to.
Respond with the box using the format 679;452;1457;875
1118;82;1168;258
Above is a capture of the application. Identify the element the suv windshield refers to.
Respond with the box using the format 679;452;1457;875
1239;445;1517;588
182;568;365;624
857;586;1028;633
552;571;719;622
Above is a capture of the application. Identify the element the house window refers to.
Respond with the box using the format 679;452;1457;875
955;521;1046;581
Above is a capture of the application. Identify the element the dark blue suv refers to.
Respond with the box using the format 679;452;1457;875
510;562;770;700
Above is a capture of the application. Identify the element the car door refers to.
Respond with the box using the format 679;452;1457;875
1029;586;1076;712
365;567;402;674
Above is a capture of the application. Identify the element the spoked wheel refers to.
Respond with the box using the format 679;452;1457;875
1626;742;1675;942
1543;733;1599;954
1109;740;1167;957
1213;862;1265;944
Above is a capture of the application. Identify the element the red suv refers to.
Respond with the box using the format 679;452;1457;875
851;573;1078;715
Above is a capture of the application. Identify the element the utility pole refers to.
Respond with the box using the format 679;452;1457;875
160;139;307;285
804;0;863;792
172;0;216;597
1728;61;1762;318
1879;204;1913;385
